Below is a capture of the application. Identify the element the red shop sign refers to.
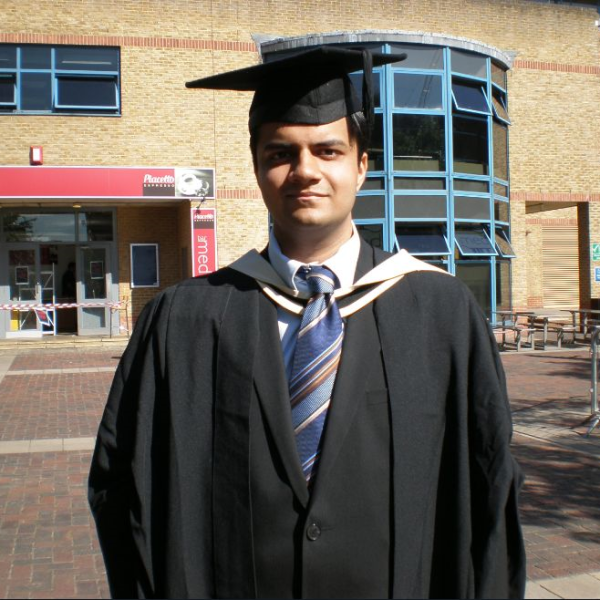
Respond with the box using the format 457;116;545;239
191;207;218;277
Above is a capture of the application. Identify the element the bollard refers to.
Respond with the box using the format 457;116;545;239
586;327;600;437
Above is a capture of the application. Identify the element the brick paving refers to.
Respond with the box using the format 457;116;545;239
0;343;598;598
0;451;107;599
0;372;113;441
9;351;122;372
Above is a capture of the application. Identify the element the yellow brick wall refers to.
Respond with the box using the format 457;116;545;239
1;0;599;313
116;206;180;322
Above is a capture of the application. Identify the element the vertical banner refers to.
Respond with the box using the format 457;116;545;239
191;207;218;277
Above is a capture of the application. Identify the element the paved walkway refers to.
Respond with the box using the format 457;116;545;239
0;340;598;598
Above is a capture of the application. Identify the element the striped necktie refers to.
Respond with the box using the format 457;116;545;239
290;265;344;486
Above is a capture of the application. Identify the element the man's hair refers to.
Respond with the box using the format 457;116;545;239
250;111;370;168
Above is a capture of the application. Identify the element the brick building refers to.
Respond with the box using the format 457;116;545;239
0;0;599;339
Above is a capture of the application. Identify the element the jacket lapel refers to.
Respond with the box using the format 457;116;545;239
253;291;310;507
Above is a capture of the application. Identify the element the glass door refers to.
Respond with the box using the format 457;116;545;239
7;246;40;335
77;245;111;335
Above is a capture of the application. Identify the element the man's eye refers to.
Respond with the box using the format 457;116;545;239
267;151;290;162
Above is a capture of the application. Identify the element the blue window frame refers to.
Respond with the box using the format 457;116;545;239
0;44;120;115
268;40;513;315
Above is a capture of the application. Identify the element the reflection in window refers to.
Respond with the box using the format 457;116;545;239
352;195;386;219
78;212;114;241
21;73;53;111
394;177;445;190
56;77;118;109
22;46;51;69
452;81;491;114
493;121;508;181
455;227;496;256
0;74;16;106
455;179;488;193
453;116;488;175
361;177;385;191
349;71;381;107
495;199;509;223
455;262;491;314
82;247;107;299
389;45;444;70
396;224;450;255
492;89;510;123
496;260;511;311
454;195;490;221
451;49;487;78
394;73;443;109
394;195;447;219
495;229;516;257
368;113;384;171
491;62;507;89
3;212;76;242
356;223;384;248
393;114;445;171
494;182;508;197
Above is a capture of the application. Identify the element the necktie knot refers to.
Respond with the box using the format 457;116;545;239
298;265;337;295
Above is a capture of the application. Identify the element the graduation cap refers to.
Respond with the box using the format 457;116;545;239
186;46;406;131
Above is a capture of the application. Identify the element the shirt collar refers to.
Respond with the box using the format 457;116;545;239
268;224;361;292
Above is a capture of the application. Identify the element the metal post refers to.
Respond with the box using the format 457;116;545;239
586;327;600;437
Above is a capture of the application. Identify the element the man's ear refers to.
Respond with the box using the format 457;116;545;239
356;152;368;191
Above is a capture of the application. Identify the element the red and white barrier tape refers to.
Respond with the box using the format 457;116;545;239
0;302;126;310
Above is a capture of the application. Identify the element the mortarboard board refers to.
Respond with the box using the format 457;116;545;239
186;46;406;131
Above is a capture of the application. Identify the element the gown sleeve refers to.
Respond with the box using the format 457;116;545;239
88;294;168;599
467;300;526;599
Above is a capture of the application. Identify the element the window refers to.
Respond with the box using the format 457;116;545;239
352;195;386;219
495;229;516;257
394;195;447;219
394;73;443;110
455;227;497;256
392;114;446;171
451;49;487;78
131;244;159;288
0;44;120;115
454;195;491;221
356;223;384;249
453;116;489;175
452;80;491;115
396;224;450;255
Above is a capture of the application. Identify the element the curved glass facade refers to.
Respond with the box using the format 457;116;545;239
264;39;512;316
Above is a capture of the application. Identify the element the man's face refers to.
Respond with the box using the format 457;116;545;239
254;117;368;247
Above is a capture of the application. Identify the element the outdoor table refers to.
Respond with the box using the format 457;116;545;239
561;308;600;337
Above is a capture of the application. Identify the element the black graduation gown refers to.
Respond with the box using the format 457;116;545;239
88;241;526;599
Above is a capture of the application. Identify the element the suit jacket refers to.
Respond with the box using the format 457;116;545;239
89;240;526;599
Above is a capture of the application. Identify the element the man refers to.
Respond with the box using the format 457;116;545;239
89;47;525;599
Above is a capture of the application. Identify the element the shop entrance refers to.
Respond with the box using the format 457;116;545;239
0;209;117;339
4;243;113;337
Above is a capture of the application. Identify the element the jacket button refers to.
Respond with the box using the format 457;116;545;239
306;523;321;541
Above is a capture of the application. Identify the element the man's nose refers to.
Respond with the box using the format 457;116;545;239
290;149;320;183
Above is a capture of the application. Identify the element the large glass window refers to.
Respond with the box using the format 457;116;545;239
269;40;513;316
453;116;489;175
394;73;443;109
3;212;76;242
0;44;120;115
392;114;445;171
394;195;447;219
396;224;450;255
493;121;508;181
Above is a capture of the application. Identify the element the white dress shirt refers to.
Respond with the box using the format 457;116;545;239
267;226;361;381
